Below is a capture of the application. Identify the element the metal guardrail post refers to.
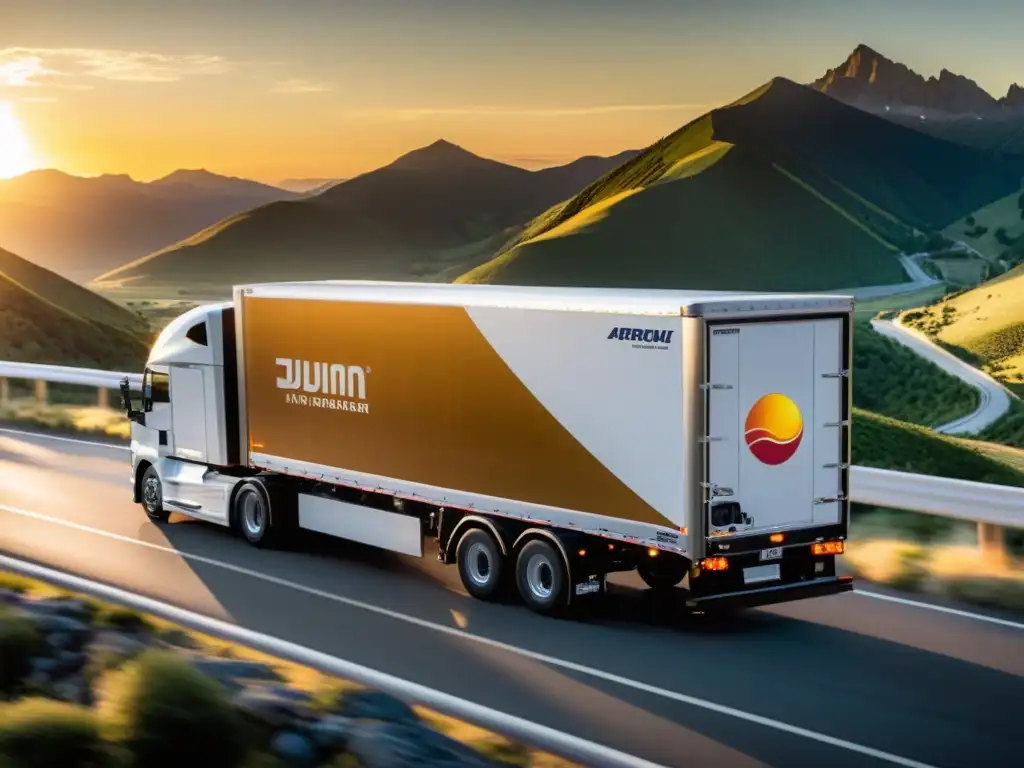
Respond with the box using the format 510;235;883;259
97;386;109;409
977;523;1007;567
0;377;8;405
34;379;47;405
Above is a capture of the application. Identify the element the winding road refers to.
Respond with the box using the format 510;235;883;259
869;317;1014;434
1;428;1022;768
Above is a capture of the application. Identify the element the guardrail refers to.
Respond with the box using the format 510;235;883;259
1;363;1021;563
0;554;660;768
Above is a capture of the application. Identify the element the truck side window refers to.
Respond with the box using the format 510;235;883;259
186;321;208;346
142;369;170;412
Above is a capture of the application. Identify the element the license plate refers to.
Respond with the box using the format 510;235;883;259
744;564;781;584
574;576;602;596
760;546;783;561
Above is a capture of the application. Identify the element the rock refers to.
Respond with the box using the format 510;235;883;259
270;730;317;765
233;687;316;729
21;611;91;638
158;627;201;650
309;715;354;750
347;721;500;768
191;657;283;694
335;689;420;725
89;628;149;657
0;587;24;605
55;649;86;675
47;631;75;651
25;596;94;621
51;672;91;705
30;656;58;674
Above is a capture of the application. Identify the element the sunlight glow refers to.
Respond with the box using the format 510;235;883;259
0;101;40;179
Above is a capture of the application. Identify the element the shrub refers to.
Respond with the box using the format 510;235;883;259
98;650;248;768
0;698;106;768
94;606;152;634
0;609;45;694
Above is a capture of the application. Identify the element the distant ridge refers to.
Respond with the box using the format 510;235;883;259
91;144;641;292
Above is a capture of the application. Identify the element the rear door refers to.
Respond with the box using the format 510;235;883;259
706;317;845;536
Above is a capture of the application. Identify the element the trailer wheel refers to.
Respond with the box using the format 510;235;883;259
455;528;505;600
637;553;688;591
232;479;278;548
515;539;568;616
140;465;170;523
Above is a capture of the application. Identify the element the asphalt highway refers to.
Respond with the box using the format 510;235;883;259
1;428;1022;768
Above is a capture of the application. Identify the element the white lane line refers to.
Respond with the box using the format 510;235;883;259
0;427;129;451
855;590;1024;631
0;501;940;768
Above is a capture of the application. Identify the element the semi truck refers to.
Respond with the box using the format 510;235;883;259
120;281;855;617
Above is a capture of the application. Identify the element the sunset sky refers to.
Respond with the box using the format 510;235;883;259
1;0;1022;183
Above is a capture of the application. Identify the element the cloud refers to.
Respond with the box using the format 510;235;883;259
0;47;233;89
272;78;334;94
347;103;709;120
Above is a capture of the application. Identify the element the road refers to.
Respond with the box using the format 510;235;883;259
869;317;1014;434
1;428;1022;768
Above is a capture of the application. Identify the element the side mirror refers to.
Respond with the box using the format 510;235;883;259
120;378;144;424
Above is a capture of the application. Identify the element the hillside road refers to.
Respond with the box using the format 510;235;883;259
869;317;1014;434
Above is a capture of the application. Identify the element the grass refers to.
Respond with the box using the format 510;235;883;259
459;143;906;291
0;570;576;767
943;187;1024;261
0;246;150;371
900;263;1024;390
978;399;1024;450
0;400;130;441
852;318;980;428
851;407;1024;487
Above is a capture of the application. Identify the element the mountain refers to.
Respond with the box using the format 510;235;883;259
276;177;347;194
810;45;1024;154
458;77;1024;292
89;141;641;294
0;245;149;369
0;170;300;282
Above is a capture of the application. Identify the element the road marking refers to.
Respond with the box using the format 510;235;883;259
0;427;129;451
0;501;941;767
855;589;1024;631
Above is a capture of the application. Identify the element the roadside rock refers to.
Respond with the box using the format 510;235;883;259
21;610;91;639
308;714;355;750
233;686;317;729
347;721;501;768
335;689;420;725
270;730;317;765
25;596;94;621
0;587;24;605
190;657;284;694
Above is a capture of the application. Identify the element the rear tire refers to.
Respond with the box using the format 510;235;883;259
140;465;170;523
455;528;505;601
637;553;689;591
515;539;568;616
232;479;279;548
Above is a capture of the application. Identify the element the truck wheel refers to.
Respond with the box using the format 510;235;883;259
455;528;505;601
233;480;277;548
515;539;568;616
637;553;688;591
140;465;170;523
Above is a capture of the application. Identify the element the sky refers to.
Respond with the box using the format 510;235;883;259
1;0;1022;183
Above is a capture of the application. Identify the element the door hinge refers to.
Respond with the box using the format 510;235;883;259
814;494;846;505
821;370;850;379
701;482;734;497
824;420;850;428
823;462;850;469
700;383;734;391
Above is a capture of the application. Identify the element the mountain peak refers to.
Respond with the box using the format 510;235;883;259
387;139;497;172
811;45;1000;115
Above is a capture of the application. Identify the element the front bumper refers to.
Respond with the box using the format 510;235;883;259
684;574;854;610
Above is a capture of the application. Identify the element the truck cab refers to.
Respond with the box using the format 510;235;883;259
121;301;244;526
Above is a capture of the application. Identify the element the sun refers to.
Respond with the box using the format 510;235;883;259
0;101;40;179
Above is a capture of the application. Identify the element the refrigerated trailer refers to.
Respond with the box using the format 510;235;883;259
120;281;855;616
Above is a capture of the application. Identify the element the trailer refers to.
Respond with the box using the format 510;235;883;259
120;281;855;616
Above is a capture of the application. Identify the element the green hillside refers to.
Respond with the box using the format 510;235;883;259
90;143;639;297
901;263;1024;391
852;318;979;428
852;408;1024;487
0;246;148;369
459;78;1023;291
943;186;1024;265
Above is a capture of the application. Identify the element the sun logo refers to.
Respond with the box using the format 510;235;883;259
744;393;804;465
